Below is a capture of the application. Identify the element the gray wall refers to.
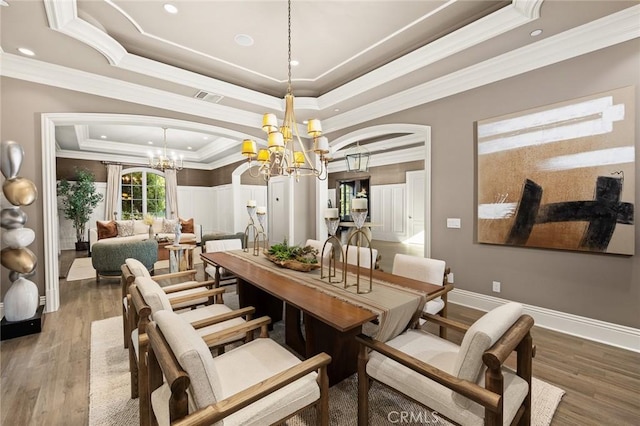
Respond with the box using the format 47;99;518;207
1;39;638;328
332;39;640;328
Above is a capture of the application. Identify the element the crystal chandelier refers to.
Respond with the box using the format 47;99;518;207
149;127;183;172
241;0;330;181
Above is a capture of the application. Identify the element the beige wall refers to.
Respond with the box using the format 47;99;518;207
331;39;640;328
2;39;638;328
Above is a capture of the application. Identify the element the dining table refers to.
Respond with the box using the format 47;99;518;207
200;250;446;385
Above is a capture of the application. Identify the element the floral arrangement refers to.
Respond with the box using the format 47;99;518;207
143;213;155;226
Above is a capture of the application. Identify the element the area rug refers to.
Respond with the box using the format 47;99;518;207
67;247;203;282
89;301;565;425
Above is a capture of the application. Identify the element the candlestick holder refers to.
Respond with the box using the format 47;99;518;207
344;207;373;294
243;205;258;253
321;217;344;284
254;211;268;256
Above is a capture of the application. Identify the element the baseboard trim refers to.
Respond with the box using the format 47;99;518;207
0;296;47;322
449;289;640;353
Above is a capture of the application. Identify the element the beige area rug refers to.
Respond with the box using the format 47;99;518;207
89;295;565;425
66;246;203;282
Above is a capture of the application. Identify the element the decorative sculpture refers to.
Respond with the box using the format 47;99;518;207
0;140;39;322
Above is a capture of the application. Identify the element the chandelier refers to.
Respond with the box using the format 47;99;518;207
241;0;330;181
345;142;370;173
149;127;183;172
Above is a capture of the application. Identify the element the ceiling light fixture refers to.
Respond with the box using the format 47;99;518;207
17;47;35;56
163;3;178;14
530;29;543;37
241;0;330;182
345;142;370;173
149;127;183;172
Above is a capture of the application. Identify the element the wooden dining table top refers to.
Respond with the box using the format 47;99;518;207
200;251;444;333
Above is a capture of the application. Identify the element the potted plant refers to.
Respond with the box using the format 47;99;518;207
57;168;104;251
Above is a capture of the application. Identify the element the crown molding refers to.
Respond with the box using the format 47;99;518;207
324;4;640;132
55;149;213;170
318;0;543;109
3;4;638;137
43;0;542;114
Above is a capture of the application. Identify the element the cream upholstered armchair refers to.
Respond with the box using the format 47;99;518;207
146;310;332;426
392;253;453;337
129;276;255;426
203;238;243;287
121;258;216;349
356;302;534;426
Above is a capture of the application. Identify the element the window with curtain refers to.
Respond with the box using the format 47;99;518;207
120;170;166;219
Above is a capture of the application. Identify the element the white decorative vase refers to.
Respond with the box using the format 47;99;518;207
3;277;39;321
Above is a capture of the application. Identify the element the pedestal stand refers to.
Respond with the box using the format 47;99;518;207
1;305;44;340
243;205;258;253
344;207;373;294
321;217;345;284
254;211;268;256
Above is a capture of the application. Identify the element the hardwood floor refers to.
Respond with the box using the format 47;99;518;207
1;248;638;425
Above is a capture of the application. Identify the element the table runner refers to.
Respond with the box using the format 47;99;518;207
224;250;426;342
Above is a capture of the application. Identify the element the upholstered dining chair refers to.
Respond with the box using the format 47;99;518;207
356;302;534;426
305;239;333;265
129;276;255;426
203;238;243;287
345;245;379;269
392;253;453;337
146;310;332;426
121;258;216;348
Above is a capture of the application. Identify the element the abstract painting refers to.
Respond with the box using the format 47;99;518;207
477;86;635;255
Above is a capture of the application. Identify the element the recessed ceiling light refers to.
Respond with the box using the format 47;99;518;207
163;3;178;14
100;135;107;139
234;34;254;47
203;136;209;140
147;141;153;145
530;29;543;37
290;60;299;67
187;146;192;150
302;120;308;124
334;108;340;112
17;47;35;56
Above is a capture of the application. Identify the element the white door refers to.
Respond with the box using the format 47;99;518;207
406;170;425;247
268;177;291;243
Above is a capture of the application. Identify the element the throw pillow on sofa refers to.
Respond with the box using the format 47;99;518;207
96;220;118;240
180;218;194;233
162;218;178;233
116;220;135;237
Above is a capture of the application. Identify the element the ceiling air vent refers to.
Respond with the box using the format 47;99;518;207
194;90;224;104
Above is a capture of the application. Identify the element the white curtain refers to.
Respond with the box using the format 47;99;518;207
104;164;122;220
165;168;178;219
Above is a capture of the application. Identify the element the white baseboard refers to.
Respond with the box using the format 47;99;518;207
449;289;640;353
0;296;47;321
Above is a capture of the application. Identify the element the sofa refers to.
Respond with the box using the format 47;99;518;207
89;217;201;253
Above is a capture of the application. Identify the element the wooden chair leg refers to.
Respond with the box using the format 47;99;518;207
139;339;150;426
128;337;138;399
439;295;448;339
357;344;370;426
318;365;329;426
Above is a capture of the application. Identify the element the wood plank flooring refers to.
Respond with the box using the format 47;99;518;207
1;247;638;425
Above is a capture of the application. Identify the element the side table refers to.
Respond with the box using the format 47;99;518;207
166;244;197;273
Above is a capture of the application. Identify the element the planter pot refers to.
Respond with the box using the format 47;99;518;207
75;241;89;251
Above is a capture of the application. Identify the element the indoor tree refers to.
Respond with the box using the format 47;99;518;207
57;168;104;250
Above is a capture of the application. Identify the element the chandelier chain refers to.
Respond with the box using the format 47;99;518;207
287;0;292;94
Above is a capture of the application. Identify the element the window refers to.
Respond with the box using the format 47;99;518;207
120;170;166;219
